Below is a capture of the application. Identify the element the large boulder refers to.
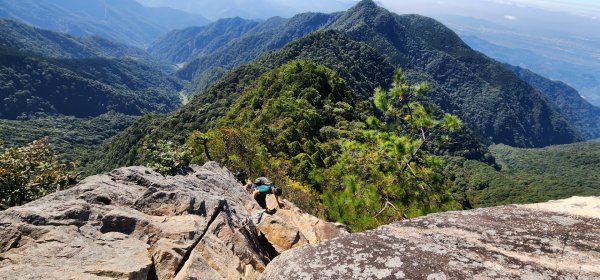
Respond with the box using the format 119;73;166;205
0;162;346;280
256;196;348;255
261;196;600;279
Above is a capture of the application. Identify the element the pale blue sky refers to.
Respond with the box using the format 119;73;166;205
379;0;600;18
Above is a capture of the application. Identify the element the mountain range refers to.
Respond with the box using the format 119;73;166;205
136;0;354;20
375;0;600;107
444;16;600;108
0;19;150;60
1;0;599;244
0;0;210;47
0;49;181;119
85;0;600;177
145;0;583;148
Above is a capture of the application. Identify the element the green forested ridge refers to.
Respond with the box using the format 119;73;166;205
90;30;490;173
447;141;600;207
175;12;336;83
1;0;595;235
92;60;482;230
150;0;580;148
94;0;580;174
90;31;393;172
325;0;579;147
149;17;262;64
510;65;600;140
163;61;462;230
0;49;182;119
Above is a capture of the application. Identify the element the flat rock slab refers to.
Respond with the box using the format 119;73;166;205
261;197;600;279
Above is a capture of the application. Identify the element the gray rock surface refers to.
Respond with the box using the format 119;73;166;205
261;197;600;280
4;161;597;279
0;162;346;280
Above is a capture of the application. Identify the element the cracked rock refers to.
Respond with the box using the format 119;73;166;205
0;162;346;279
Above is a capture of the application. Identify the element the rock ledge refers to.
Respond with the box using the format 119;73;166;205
261;197;600;279
0;163;346;280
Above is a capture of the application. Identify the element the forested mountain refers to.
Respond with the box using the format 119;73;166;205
0;48;182;119
149;17;263;64
0;17;189;175
89;30;396;172
90;30;489;174
0;0;210;47
176;12;337;84
325;0;579;147
510;65;600;140
137;0;352;20
439;13;600;107
0;19;148;59
1;0;597;237
94;60;465;229
147;0;580;148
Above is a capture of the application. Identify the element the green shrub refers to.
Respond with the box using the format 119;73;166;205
140;139;192;175
0;138;77;209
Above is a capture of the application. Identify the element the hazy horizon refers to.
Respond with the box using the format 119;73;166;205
135;0;600;20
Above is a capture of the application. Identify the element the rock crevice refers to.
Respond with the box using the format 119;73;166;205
0;162;346;280
173;199;225;277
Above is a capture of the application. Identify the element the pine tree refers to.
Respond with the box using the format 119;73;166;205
320;69;463;231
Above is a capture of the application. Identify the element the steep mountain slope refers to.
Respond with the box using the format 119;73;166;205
149;17;263;64
0;18;148;60
325;0;579;147
0;48;181;119
91;1;582;173
509;65;600;140
156;0;580;147
95;60;466;230
0;0;209;47
176;13;337;82
96;31;494;174
88;30;397;172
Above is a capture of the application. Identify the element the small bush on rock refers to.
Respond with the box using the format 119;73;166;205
0;138;77;209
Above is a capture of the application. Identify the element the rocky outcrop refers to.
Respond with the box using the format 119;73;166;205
261;197;600;279
3;162;599;279
0;162;346;280
256;196;348;254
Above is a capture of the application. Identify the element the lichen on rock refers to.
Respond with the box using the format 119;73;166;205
261;197;600;279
